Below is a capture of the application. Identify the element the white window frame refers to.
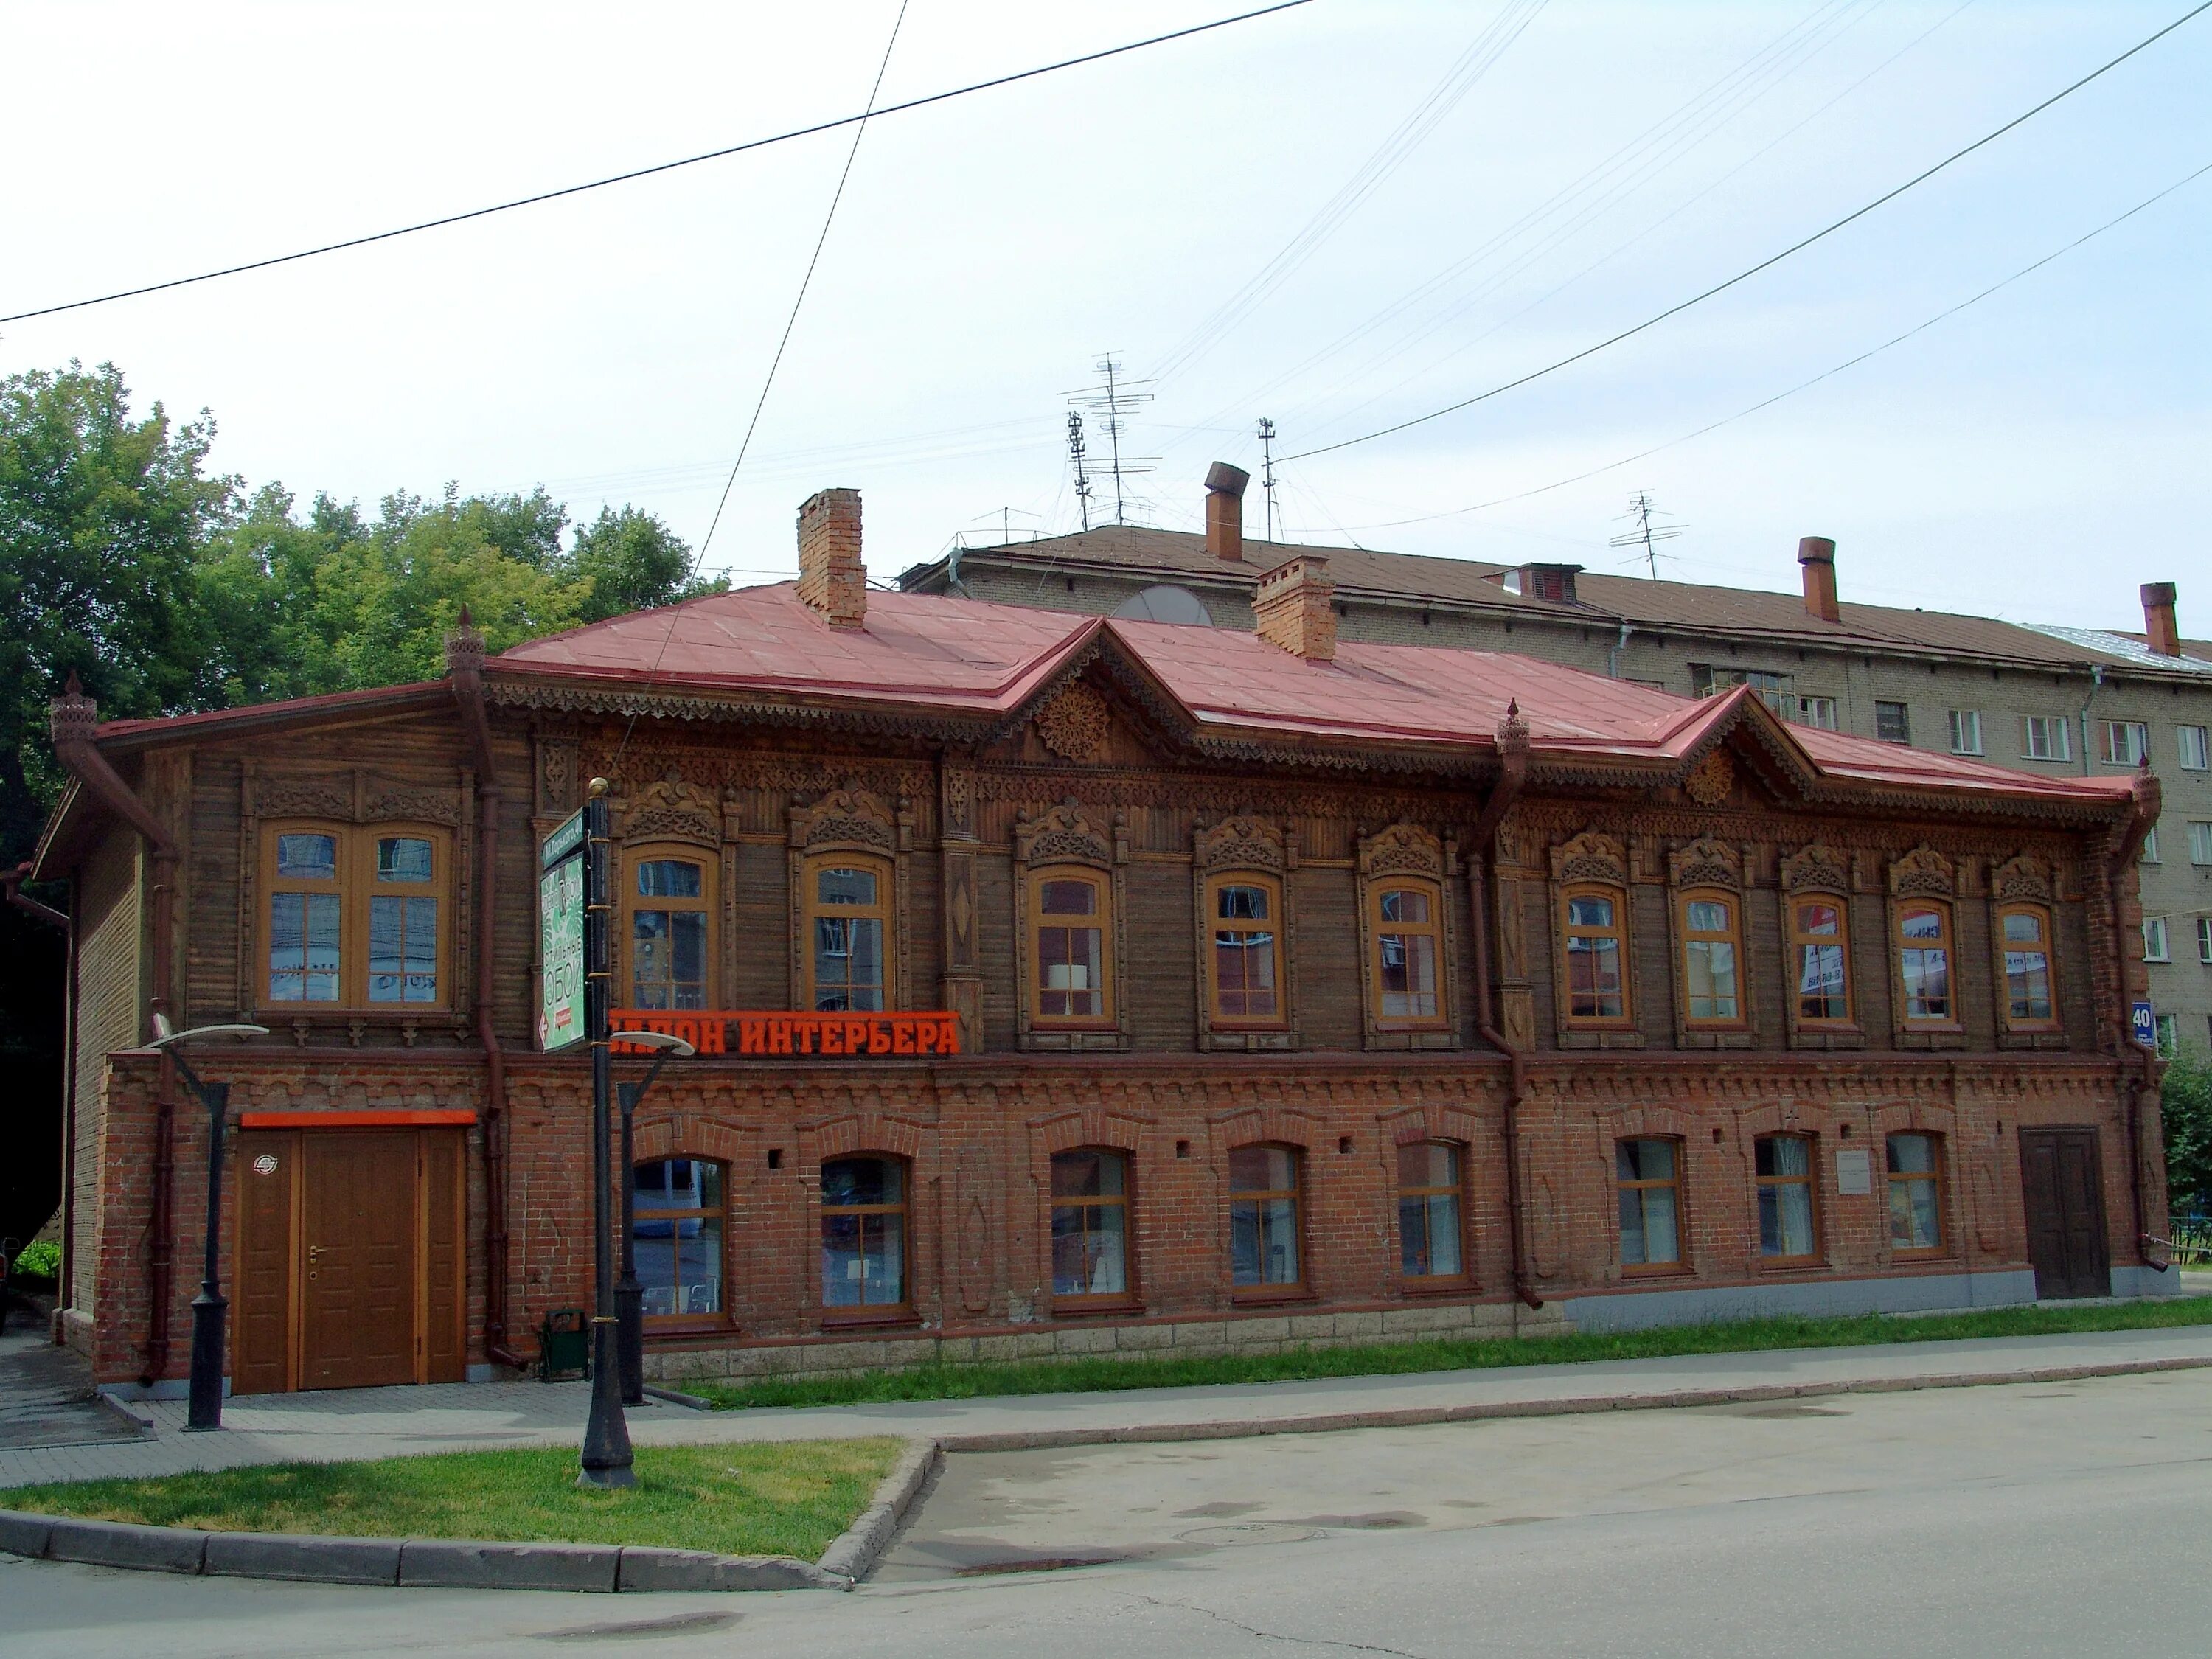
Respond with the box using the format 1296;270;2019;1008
2197;917;2212;966
2180;724;2211;771
2143;917;2171;963
2140;826;2160;865
2101;720;2150;766
1947;709;1983;755
2189;822;2212;867
2022;715;2071;762
2155;1014;2178;1058
1790;695;1839;731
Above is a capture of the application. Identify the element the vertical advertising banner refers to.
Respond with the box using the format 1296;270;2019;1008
540;810;587;1052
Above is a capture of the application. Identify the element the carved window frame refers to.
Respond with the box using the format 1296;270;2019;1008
789;788;908;1014
1887;846;1965;1049
1357;824;1458;1051
621;841;718;1012
1193;817;1296;1051
1665;837;1752;1048
1013;801;1129;1051
1548;831;1641;1049
1780;844;1863;1049
1990;854;2065;1049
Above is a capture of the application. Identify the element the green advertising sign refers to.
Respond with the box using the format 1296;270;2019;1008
539;810;586;1052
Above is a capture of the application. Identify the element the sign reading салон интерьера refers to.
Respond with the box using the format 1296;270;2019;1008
610;1010;961;1058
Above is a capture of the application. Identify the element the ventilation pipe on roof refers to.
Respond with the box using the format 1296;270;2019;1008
797;489;867;627
2141;582;2181;657
1253;554;1336;662
1798;536;1840;623
1204;462;1249;563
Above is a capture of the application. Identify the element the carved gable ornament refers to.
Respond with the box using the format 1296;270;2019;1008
1032;682;1110;762
251;773;460;826
1683;746;1735;805
1666;835;1741;891
622;769;719;843
1781;843;1851;895
1195;814;1286;874
1016;799;1112;869
1888;844;1955;898
1359;823;1444;881
793;785;897;852
1549;830;1627;887
253;776;350;821
1991;852;2053;902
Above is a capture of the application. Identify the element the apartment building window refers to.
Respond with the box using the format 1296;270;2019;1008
1755;1135;1818;1264
2140;827;2160;865
2199;917;2212;965
1947;709;1983;755
1789;695;1838;731
1874;701;1911;745
2143;917;2171;963
1886;1134;1944;1254
2180;724;2211;771
2101;720;2150;765
2156;1015;2178;1058
1690;665;1785;709
1616;1138;1683;1270
2022;716;2071;762
1051;1149;1131;1300
2190;822;2212;866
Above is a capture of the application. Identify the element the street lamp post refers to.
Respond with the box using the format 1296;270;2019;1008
145;1013;271;1432
612;1032;693;1407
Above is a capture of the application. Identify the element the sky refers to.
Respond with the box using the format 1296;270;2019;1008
6;1;2207;632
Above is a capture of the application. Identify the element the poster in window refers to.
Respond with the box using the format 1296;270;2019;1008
540;810;587;1052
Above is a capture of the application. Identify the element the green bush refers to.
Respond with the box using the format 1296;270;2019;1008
10;1239;58;1282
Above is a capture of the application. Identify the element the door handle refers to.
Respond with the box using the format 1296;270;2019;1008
307;1245;324;1260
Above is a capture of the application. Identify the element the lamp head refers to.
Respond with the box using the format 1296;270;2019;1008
145;1015;271;1051
610;1029;696;1058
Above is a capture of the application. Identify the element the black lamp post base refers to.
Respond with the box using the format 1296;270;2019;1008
577;1318;636;1488
187;1287;228;1433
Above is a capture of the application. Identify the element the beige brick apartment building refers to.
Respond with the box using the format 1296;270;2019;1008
900;465;2212;1061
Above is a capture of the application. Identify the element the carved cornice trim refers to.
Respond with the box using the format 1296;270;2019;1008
1888;844;1956;899
1015;799;1113;869
1550;830;1627;887
1358;822;1445;881
1195;813;1287;874
1781;842;1851;895
1666;834;1742;891
1992;852;2054;902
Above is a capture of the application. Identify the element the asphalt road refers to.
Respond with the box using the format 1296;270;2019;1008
7;1370;2211;1658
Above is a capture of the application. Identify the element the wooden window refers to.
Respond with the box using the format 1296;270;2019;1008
2022;716;2070;762
1788;897;1852;1025
1396;1142;1464;1279
260;824;449;1009
1050;1149;1131;1300
630;1158;723;1322
820;1156;906;1310
1676;890;1744;1026
1874;701;1911;745
1030;868;1113;1026
1228;1144;1301;1288
806;855;893;1012
1561;885;1630;1023
1615;1138;1682;1269
1947;709;1983;755
1895;900;1954;1023
626;849;711;1011
1997;903;2056;1027
1755;1135;1818;1263
2099;720;2149;765
1371;881;1444;1027
1886;1133;1944;1253
1206;874;1286;1026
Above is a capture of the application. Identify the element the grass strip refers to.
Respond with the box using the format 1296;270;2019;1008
2;1438;901;1559
689;1296;2212;1410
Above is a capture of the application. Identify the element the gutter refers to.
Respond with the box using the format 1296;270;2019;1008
1464;702;1540;1310
48;675;182;1383
445;616;524;1371
2;861;68;931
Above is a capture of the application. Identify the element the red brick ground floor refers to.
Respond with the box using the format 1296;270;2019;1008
66;1050;2176;1395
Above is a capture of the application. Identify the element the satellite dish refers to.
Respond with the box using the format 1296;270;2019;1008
1113;585;1214;626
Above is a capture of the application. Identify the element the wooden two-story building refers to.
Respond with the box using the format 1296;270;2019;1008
33;488;2174;1397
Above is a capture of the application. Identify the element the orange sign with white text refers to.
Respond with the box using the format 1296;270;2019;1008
608;1010;961;1059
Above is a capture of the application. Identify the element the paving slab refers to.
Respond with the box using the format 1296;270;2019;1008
0;1323;137;1453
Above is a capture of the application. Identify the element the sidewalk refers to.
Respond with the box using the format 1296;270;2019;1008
5;1322;2210;1491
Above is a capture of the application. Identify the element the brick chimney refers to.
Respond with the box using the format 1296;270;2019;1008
1798;535;1840;623
1253;554;1336;662
796;488;866;628
1205;462;1249;563
2141;582;2180;656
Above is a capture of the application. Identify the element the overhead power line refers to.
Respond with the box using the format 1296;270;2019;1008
1284;0;2212;464
1340;156;2212;533
0;0;1314;327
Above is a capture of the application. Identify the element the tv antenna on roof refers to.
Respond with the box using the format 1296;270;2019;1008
1610;490;1684;579
1257;417;1279;545
1066;411;1093;532
1063;355;1156;526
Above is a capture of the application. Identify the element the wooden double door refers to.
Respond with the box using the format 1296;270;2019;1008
2019;1129;2110;1301
233;1128;465;1394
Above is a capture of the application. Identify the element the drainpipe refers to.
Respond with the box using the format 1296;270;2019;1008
49;677;184;1382
5;863;76;1335
2078;664;2104;776
1606;622;1632;680
445;615;523;1368
1466;701;1540;1310
2107;764;2163;1267
945;543;973;599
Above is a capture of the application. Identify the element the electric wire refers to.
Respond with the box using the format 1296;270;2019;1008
1;0;1314;326
1282;0;2211;464
1337;156;2212;533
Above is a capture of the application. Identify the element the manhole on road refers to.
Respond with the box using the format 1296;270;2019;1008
1178;1523;1324;1547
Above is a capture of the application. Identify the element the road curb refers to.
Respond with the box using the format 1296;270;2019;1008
816;1438;942;1584
0;1506;844;1593
931;1352;2212;1452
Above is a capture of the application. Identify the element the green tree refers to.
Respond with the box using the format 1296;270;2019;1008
2162;1043;2212;1211
564;504;718;622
